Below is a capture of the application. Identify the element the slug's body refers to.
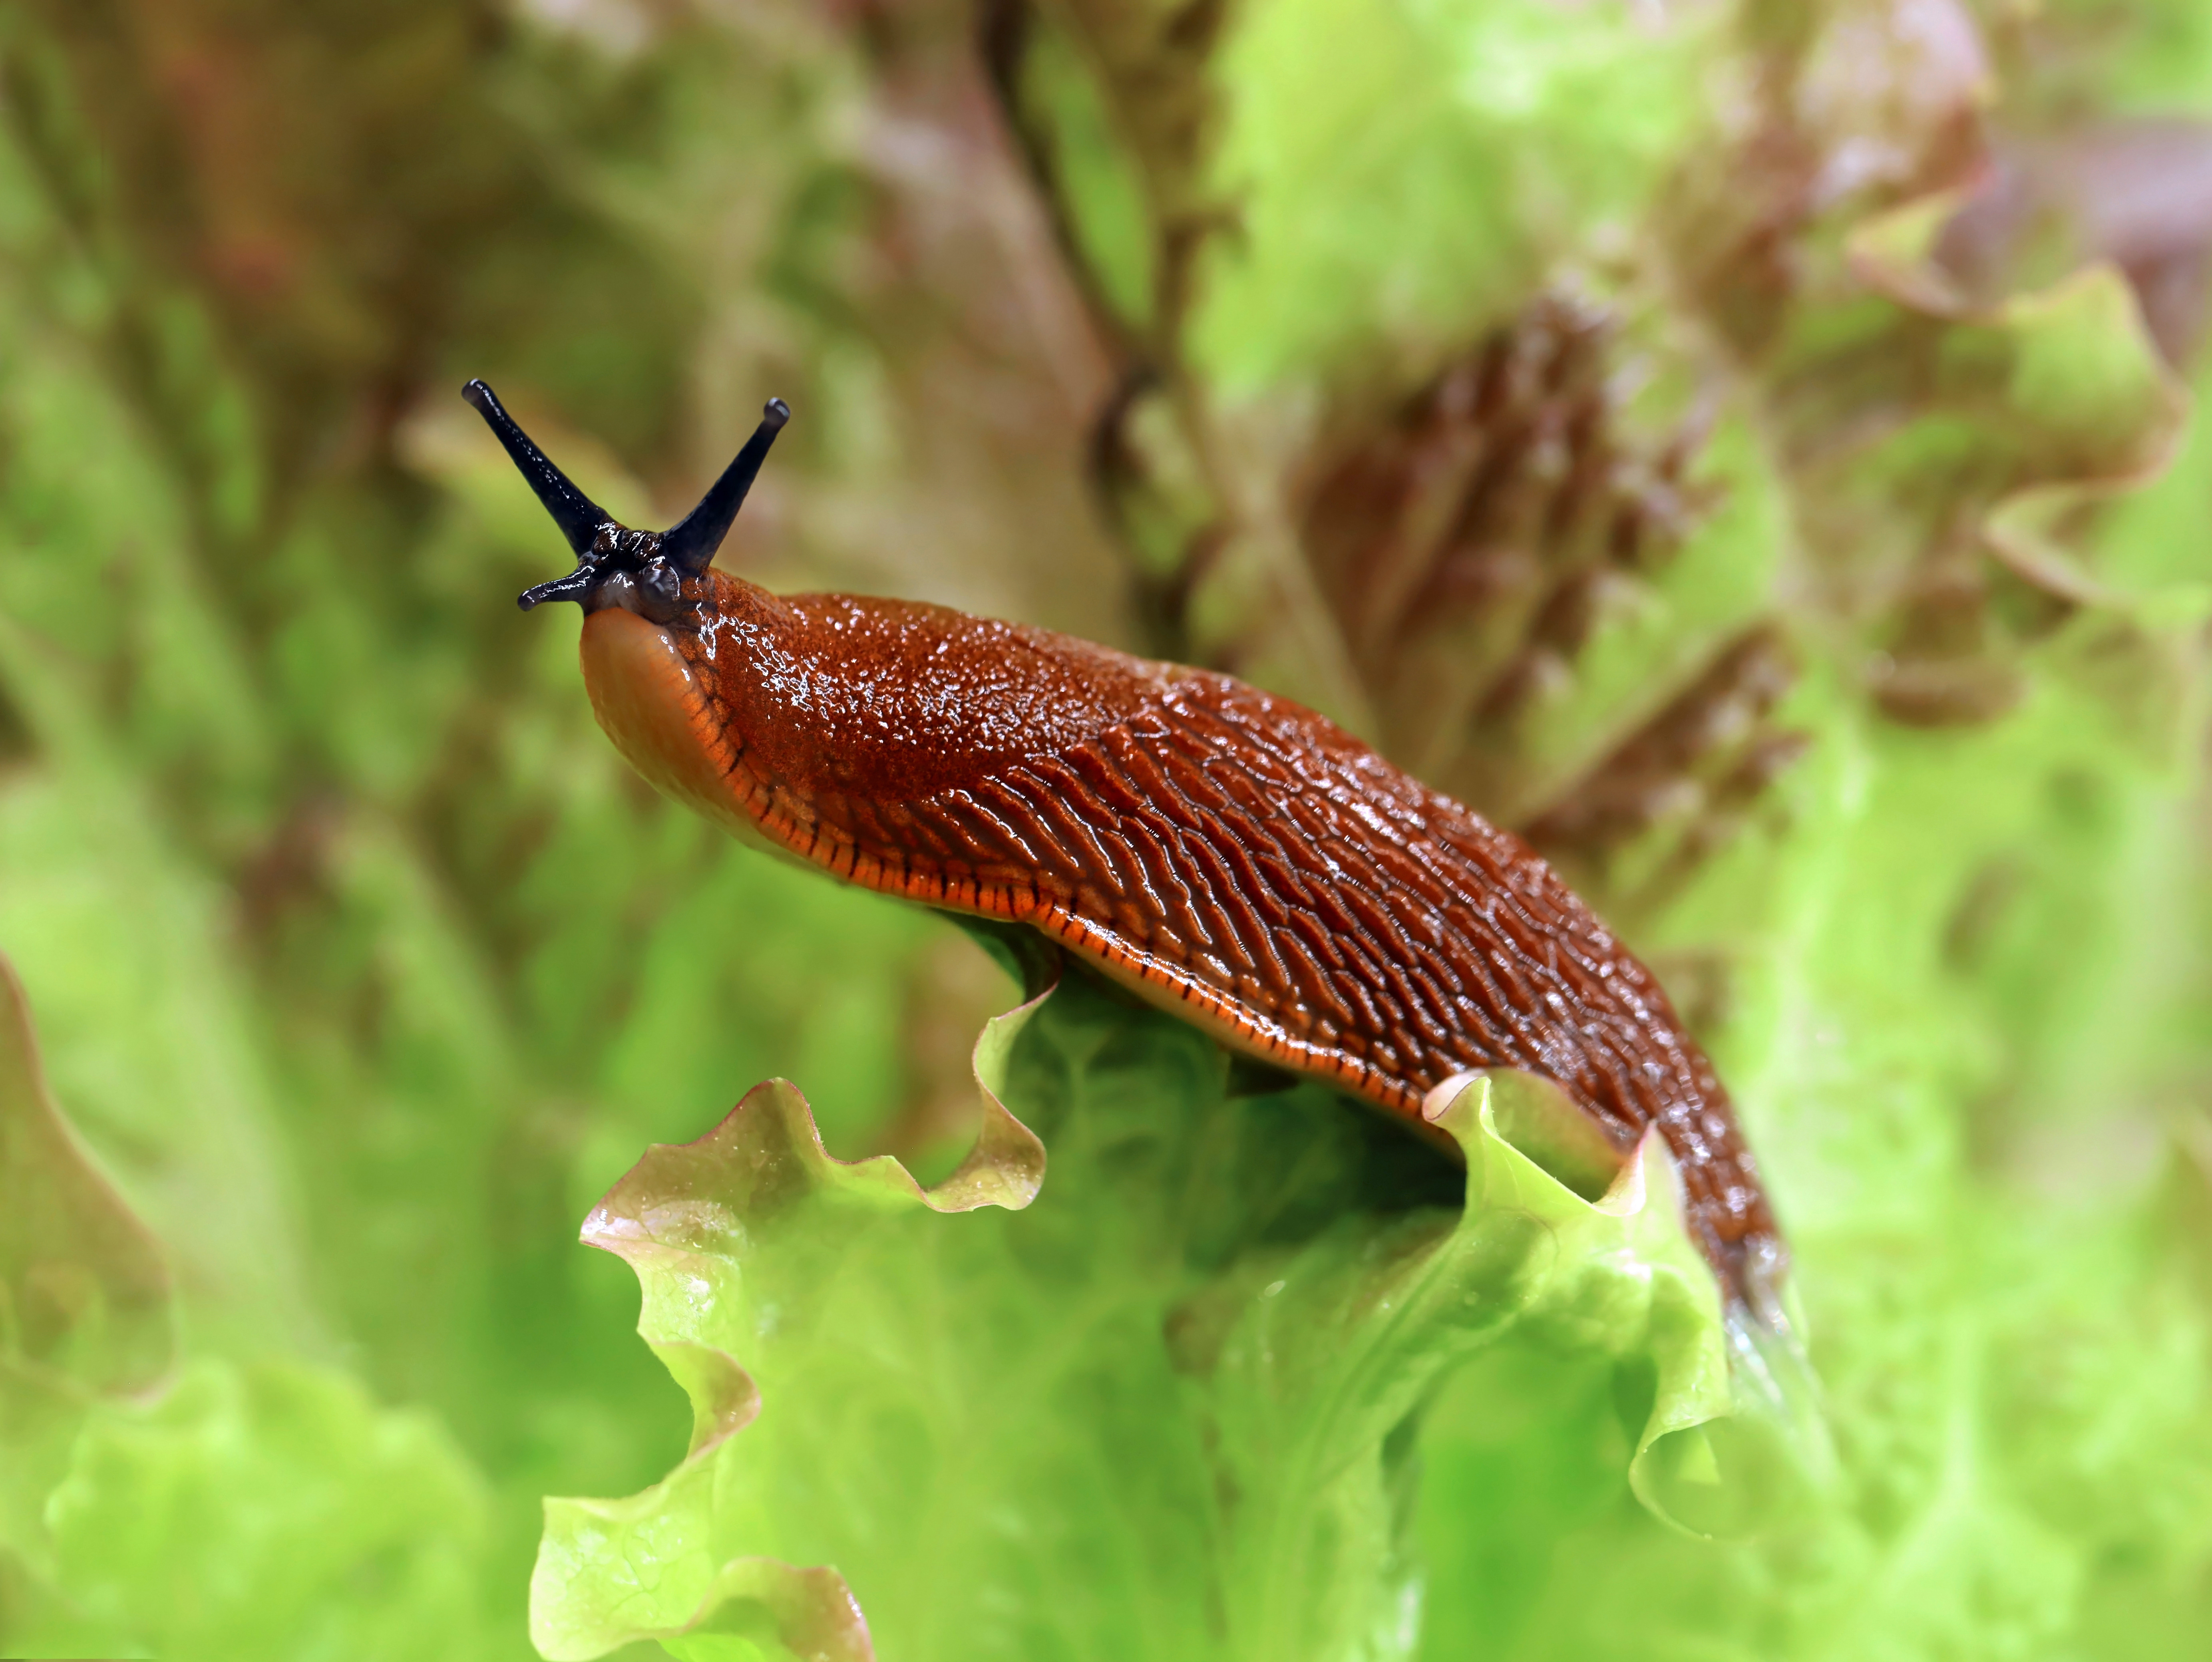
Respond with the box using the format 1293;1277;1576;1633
468;381;1782;1310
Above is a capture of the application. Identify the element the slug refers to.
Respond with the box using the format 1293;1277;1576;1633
467;380;1783;1312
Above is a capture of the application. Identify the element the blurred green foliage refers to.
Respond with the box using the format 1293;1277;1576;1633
2;0;2212;1659
0;2;1122;1653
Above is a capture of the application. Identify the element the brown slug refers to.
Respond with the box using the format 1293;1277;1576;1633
466;380;1783;1312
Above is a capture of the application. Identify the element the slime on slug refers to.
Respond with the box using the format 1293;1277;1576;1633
465;378;1787;1320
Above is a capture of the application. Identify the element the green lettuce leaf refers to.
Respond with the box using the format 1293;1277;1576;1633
0;949;172;1412
1194;0;1717;392
531;966;1806;1661
0;950;173;1655
45;1359;496;1662
0;951;503;1661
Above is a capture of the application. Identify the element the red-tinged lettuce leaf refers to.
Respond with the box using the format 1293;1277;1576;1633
1848;193;2190;607
531;968;1817;1661
530;976;1055;1661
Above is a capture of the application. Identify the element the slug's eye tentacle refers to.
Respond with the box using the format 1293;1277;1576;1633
660;398;792;577
468;382;790;612
462;380;614;558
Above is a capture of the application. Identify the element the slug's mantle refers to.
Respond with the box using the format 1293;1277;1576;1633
466;378;1787;1318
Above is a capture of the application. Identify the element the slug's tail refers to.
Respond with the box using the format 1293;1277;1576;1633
1633;1275;1837;1539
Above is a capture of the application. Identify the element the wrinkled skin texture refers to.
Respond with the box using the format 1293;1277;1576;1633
579;570;1781;1307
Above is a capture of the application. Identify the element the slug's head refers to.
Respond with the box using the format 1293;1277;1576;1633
463;379;788;624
